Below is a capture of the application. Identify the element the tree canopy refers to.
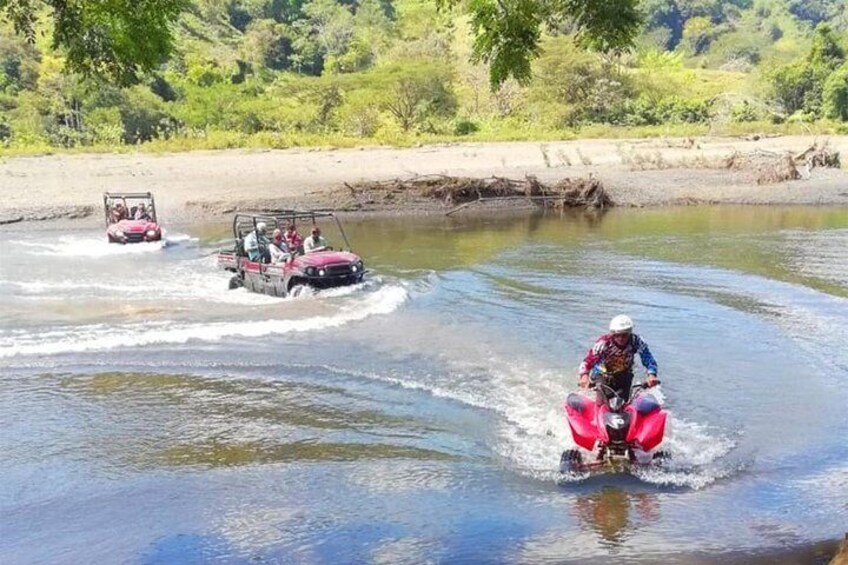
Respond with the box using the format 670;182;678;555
1;0;642;87
0;0;184;84
440;0;642;86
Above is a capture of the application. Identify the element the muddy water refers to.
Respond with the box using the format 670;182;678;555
1;206;847;563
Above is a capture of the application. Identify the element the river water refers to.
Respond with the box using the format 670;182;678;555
1;206;847;563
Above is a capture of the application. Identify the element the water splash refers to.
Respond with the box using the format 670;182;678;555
12;235;167;257
0;284;408;358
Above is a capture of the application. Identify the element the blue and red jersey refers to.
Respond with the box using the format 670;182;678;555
579;333;658;377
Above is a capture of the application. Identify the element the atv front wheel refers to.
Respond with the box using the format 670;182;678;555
652;450;671;462
559;449;583;473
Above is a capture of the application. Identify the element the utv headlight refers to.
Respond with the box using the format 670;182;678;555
305;267;317;276
115;230;125;237
146;230;157;238
318;269;326;277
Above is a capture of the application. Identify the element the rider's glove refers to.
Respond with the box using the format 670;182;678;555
646;373;659;387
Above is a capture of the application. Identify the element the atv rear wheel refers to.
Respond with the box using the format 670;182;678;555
559;449;583;473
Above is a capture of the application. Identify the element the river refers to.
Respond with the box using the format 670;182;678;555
1;206;847;563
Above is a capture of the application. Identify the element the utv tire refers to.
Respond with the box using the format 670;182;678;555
228;275;243;290
652;450;671;462
559;449;583;473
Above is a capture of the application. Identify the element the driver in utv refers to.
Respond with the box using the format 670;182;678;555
578;315;659;399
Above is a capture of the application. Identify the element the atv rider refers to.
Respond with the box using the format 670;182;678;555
578;315;659;400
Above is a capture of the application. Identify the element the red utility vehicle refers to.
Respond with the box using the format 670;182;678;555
218;211;366;297
104;192;162;244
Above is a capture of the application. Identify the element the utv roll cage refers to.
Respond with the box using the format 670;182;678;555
103;192;158;226
231;210;352;256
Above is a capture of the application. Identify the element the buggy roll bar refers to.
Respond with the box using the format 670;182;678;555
231;211;352;250
103;192;157;226
103;192;155;199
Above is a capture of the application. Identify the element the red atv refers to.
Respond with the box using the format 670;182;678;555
561;376;669;473
104;192;162;244
218;211;366;297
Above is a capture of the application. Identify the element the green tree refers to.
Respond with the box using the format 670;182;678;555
382;64;456;131
787;0;842;26
244;19;294;70
1;0;184;84
437;0;641;87
808;24;846;72
823;63;848;120
769;61;817;115
531;37;627;125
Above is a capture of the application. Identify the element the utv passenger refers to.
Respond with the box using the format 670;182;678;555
303;226;329;253
284;223;304;254
110;202;128;223
269;228;290;263
244;222;271;263
134;202;152;221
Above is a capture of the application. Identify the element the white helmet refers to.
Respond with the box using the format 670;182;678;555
256;222;267;233
609;314;634;334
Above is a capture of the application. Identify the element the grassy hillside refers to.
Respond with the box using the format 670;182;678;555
0;0;846;154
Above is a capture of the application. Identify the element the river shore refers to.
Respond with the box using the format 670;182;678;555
2;135;847;225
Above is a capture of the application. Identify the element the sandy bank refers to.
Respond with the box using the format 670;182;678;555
2;135;848;223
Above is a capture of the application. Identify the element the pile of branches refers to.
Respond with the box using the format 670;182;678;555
724;141;840;185
537;176;613;209
345;174;613;210
417;175;522;203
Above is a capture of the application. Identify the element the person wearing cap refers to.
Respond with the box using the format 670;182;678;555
269;228;290;263
577;315;659;399
244;221;270;262
134;202;152;221
303;226;329;254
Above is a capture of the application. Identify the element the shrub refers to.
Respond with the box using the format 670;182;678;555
454;119;479;136
338;91;380;137
731;101;761;122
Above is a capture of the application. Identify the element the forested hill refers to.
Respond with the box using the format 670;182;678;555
1;0;847;152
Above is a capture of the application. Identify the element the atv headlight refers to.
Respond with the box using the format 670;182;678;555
305;267;317;276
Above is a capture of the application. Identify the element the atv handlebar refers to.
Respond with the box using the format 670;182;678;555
587;379;661;402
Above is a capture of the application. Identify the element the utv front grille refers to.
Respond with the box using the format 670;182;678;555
325;264;353;276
